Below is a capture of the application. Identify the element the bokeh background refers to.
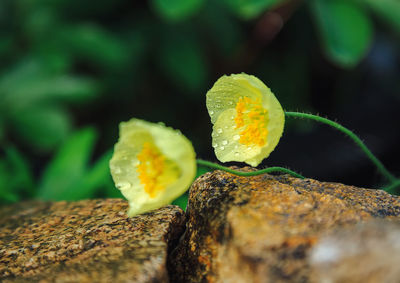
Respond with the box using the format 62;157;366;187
1;0;400;206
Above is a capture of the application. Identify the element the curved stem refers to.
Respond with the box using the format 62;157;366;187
383;180;400;194
196;159;304;179
285;112;397;183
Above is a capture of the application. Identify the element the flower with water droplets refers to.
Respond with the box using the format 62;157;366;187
109;118;196;217
206;73;284;167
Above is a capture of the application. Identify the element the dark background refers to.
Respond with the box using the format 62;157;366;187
1;0;399;204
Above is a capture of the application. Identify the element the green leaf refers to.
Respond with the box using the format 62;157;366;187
0;36;13;58
311;0;373;68
22;6;58;42
151;0;204;21
224;0;283;19
159;35;208;94
58;24;128;71
201;2;243;56
0;117;4;143
37;127;96;200
104;177;123;198
172;193;189;211
0;59;98;110
5;146;35;196
62;149;113;200
0;59;44;96
364;0;400;32
11;106;72;151
12;75;99;108
0;146;35;203
195;166;211;178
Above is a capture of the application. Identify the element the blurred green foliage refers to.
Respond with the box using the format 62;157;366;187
0;0;399;208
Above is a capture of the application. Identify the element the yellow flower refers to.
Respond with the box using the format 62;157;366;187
109;118;196;217
206;73;284;167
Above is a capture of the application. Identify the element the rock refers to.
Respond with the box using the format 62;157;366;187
0;199;185;283
169;168;400;283
310;220;400;283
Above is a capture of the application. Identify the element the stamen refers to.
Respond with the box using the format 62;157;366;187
234;97;268;146
136;142;166;198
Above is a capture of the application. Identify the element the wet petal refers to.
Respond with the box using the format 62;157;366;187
212;108;262;166
206;73;285;166
110;119;196;216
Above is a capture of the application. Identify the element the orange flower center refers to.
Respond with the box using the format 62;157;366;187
234;96;268;146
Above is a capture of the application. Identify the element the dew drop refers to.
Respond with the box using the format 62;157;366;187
228;101;233;105
116;182;131;190
233;135;240;141
114;167;122;174
209;110;214;115
219;146;225;151
230;116;235;119
212;143;218;148
222;140;228;145
235;152;240;156
234;145;238;149
217;128;223;134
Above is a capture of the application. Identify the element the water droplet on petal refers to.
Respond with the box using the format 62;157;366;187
233;135;240;141
210;110;214;115
217;128;223;134
235;152;240;156
228;101;233;105
116;182;131;190
212;143;218;148
234;145;238;149
219;146;225;151
114;168;122;174
222;140;228;145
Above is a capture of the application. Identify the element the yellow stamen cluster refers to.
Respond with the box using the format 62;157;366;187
136;142;166;198
234;96;268;146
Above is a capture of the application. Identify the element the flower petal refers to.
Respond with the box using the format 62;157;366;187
206;73;262;124
212;108;262;166
206;73;285;166
110;119;196;216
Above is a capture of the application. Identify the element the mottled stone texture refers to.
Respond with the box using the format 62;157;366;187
0;199;185;283
169;169;400;283
310;220;400;283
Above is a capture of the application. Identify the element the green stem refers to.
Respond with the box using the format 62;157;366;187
196;159;304;179
383;180;400;194
285;111;397;183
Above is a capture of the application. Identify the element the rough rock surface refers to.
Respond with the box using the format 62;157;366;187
310;220;400;283
0;199;185;283
169;169;400;283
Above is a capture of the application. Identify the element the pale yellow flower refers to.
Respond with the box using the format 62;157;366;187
109;119;196;217
206;73;285;167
